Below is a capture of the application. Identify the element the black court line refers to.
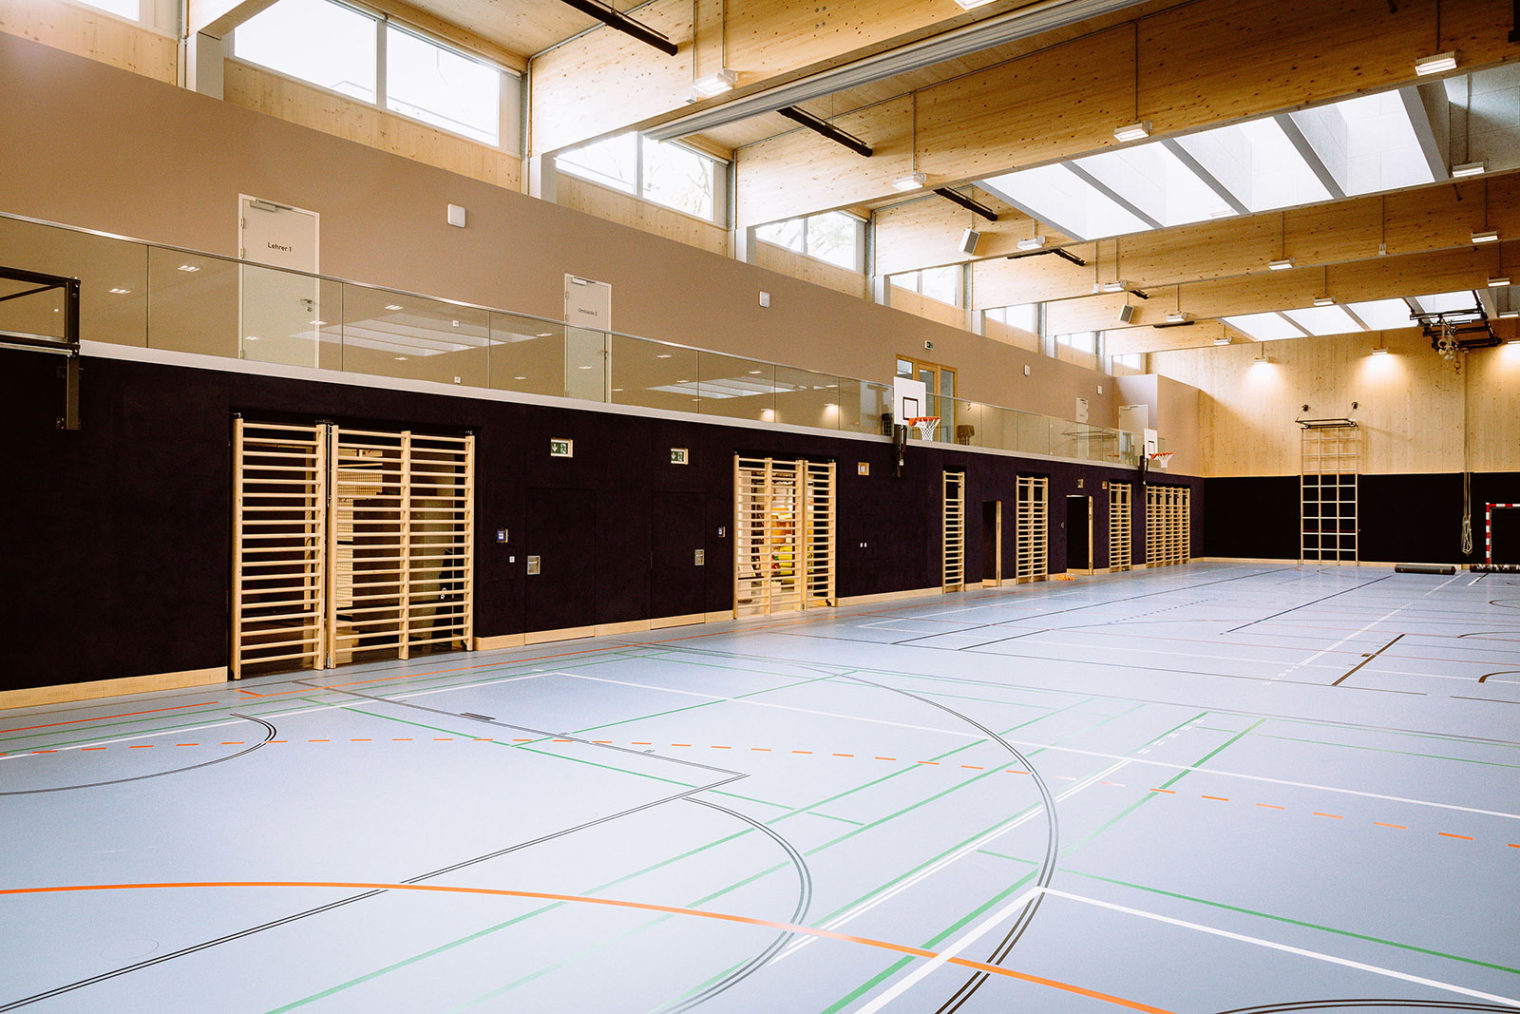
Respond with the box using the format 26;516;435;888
1227;574;1395;633
1209;1000;1520;1013
1477;670;1520;684
1451;696;1520;706
0;777;744;1011
0;714;277;796
1331;633;1406;687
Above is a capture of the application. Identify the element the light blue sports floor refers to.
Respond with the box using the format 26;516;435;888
2;562;1519;1013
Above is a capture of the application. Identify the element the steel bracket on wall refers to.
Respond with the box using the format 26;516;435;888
0;265;81;430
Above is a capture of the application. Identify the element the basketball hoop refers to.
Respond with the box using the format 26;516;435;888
907;416;940;441
1147;451;1174;471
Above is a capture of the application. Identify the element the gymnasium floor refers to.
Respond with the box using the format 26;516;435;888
3;562;1518;1013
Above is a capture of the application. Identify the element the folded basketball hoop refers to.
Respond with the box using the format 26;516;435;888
907;416;940;441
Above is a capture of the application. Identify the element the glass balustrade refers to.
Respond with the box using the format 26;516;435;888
1;212;1142;466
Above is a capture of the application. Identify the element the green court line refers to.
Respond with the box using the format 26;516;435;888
1061;868;1520;977
1233;730;1520;770
818;869;1043;1014
1062;715;1257;858
976;849;1038;865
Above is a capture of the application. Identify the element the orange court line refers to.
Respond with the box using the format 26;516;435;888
1256;804;1285;810
1201;795;1230;802
0;701;215;735
1313;812;1345;820
1149;788;1175;794
0;881;1176;1014
1438;832;1474;841
1374;822;1406;830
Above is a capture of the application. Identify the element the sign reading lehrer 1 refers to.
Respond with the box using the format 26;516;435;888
550;438;573;458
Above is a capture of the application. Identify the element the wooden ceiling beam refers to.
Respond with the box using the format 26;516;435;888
733;0;1518;226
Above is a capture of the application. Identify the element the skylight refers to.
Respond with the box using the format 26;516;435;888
1411;290;1482;315
1176;117;1332;212
1282;304;1363;336
979;163;1150;241
1288;90;1435;196
1347;298;1414;329
1222;312;1306;341
1074;142;1236;227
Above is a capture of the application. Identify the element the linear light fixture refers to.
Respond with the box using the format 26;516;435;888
1268;258;1295;271
952;0;999;8
776;106;873;157
689;69;737;101
555;0;677;55
1167;311;1192;323
385;303;403;311
1313;296;1335;307
1489;276;1512;288
1414;51;1458;76
1100;280;1129;294
1452;161;1486;178
1253;353;1272;365
934;187;999;222
1113;121;1151;143
108;287;131;294
177;264;200;272
893;171;928;191
1370;345;1390;356
1017;235;1046;251
645;0;1154;141
1501;310;1520;319
1472;230;1500;244
1213;337;1231;346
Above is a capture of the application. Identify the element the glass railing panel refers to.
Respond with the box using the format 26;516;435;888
1010;409;1051;456
0;274;67;341
774;366;841;430
487;314;564;396
0;216;146;347
147;247;238;358
342;285;488;386
835;379;893;435
698;352;774;421
238;264;343;371
950;401;981;446
609;335;699;412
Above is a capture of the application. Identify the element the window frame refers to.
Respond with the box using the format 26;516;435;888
754;212;865;272
555;135;729;227
67;0;179;36
229;0;522;155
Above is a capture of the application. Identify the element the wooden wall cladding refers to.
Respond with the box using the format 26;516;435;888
753;243;870;299
0;0;177;84
223;62;523;193
558;175;732;257
1153;329;1520;478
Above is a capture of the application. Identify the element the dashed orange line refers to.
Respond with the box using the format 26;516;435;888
177;743;199;747
672;743;692;748
752;748;772;752
875;756;896;761
392;738;412;742
349;739;370;743
221;741;246;745
129;745;153;750
513;738;532;743
308;739;329;743
631;741;652;746
917;760;940;766
792;750;812;755
833;753;854;758
0;700;214;735
1509;843;1520;849
712;745;732;750
592;740;612;744
81;747;106;752
553;739;573;743
1149;788;1175;794
1201;795;1229;802
30;750;57;754
1374;822;1406;830
1438;832;1474;841
432;737;452;741
1256;803;1285;810
1313;812;1344;820
961;765;985;771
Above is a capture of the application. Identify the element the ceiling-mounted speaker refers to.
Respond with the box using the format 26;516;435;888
1117;304;1135;324
959;228;981;255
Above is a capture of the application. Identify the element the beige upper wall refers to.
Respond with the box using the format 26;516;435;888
1153;328;1520;476
0;32;1124;432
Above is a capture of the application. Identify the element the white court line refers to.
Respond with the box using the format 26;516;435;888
1269;597;1415;683
1041;888;1520;1008
851;886;1043;1014
772;759;1132;964
559;672;975;739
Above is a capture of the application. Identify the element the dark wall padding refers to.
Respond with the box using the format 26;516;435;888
1204;472;1520;564
0;351;1200;691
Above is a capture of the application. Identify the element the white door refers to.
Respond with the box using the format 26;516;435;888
564;274;610;401
240;196;321;368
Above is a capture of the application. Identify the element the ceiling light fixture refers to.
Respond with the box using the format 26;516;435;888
1017;236;1046;251
1268;258;1295;271
1253;353;1271;365
1167;311;1192;323
1414;51;1458;76
108;287;131;295
1489;276;1512;288
1113;121;1151;143
385;303;403;311
177;264;200;272
952;0;999;8
1501;310;1520;319
1213;337;1231;346
1472;230;1500;244
1370;346;1390;356
893;170;927;191
1313;296;1335;307
688;68;737;101
1452;161;1486;178
1100;280;1129;294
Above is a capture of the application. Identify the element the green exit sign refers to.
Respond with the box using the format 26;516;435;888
549;438;573;458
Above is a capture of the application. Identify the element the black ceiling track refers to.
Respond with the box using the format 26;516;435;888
933;187;999;222
557;0;678;55
776;107;873;157
1007;247;1086;267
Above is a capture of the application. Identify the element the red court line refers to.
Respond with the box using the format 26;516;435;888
0;881;1176;1014
0;701;215;736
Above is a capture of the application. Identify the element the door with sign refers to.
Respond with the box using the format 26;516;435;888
239;196;321;368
